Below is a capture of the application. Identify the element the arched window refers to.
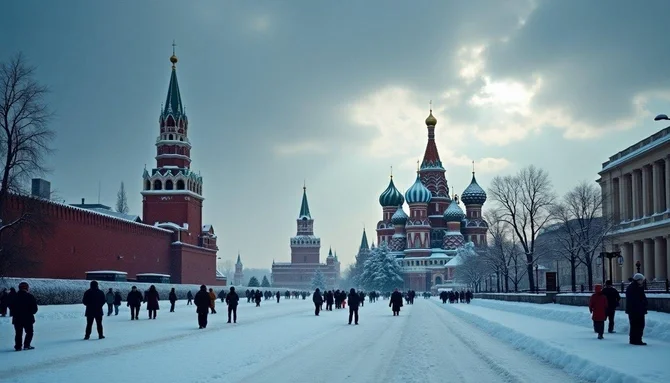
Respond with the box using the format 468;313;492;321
153;180;162;190
176;180;185;190
165;180;174;190
144;180;151;190
168;134;174;140
435;276;443;285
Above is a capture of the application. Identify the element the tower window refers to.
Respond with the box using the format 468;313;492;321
153;180;162;190
176;180;185;190
165;180;174;190
145;180;151;190
169;134;174;140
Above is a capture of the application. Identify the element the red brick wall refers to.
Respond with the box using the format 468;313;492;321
4;194;175;280
174;244;217;285
142;194;202;246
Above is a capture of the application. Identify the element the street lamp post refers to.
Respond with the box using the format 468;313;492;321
598;251;622;282
636;260;641;274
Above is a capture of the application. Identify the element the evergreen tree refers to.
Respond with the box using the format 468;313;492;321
311;269;326;291
261;275;271;287
247;276;260;287
116;182;129;213
360;243;404;292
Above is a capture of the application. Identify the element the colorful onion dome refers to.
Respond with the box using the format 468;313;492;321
425;110;437;126
405;174;431;204
379;177;405;207
461;172;487;205
443;196;465;222
391;205;408;225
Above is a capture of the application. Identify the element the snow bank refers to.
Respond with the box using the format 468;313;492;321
471;299;670;342
437;302;645;383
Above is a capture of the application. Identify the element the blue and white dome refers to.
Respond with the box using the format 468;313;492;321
391;205;408;225
405;174;432;204
379;177;405;207
443;197;465;222
461;173;487;205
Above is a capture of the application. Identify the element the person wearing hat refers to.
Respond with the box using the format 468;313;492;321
625;273;648;345
82;281;106;340
194;285;210;329
11;281;38;351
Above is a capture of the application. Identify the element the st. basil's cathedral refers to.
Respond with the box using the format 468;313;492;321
372;109;489;292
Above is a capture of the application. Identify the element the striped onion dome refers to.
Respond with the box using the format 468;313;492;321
443;196;465;222
391;205;408;225
461;172;487;205
404;174;431;204
379;177;405;207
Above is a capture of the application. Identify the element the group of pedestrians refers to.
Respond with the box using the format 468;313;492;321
588;274;649;345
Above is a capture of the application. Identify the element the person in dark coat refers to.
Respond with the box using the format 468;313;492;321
0;288;8;316
326;290;334;311
11;282;38;351
225;286;239;323
6;287;17;317
82;280;106;340
276;291;280;303
389;288;403;316
169;288;177;312
113;290;122;315
602;279;621;333
347;288;361;325
312;288;323;316
105;288;114;316
626;273;648;345
186;290;193;305
194;285;210;329
126;286;143;320
589;284;608;339
146;285;160;319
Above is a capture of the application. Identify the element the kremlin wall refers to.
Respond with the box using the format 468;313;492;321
2;52;220;285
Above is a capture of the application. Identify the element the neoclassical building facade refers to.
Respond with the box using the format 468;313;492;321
599;126;670;282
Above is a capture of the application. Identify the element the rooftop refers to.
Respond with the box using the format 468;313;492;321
600;126;670;173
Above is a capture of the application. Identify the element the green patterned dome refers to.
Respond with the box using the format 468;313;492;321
379;177;405;207
405;174;431;204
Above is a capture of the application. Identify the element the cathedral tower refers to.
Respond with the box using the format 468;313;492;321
142;49;205;247
404;169;432;257
461;167;489;247
234;253;244;285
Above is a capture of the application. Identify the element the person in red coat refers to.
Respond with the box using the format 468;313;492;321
589;284;609;339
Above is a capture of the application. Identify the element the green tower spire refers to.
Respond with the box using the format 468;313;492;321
299;185;311;219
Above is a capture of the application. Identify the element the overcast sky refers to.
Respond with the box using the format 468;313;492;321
3;0;670;268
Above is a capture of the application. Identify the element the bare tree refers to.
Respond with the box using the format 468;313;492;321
219;259;234;281
488;165;555;291
0;53;54;274
116;182;129;213
455;243;489;292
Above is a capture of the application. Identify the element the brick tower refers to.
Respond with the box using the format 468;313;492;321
234;253;244;285
141;47;204;247
290;186;321;264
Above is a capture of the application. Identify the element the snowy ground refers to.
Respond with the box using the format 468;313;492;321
0;297;586;383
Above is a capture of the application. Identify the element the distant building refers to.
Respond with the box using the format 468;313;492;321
271;187;340;289
598;126;670;282
234;253;244;286
4;50;220;284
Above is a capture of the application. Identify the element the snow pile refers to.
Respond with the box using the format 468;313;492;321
437;301;649;383
472;299;670;342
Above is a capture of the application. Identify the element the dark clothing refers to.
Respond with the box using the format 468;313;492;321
228;305;237;323
602;286;620;312
126;290;143;307
145;290;160;311
169;290;177;312
628;314;646;344
113;292;122;306
593;320;605;337
389;291;403;314
626;282;648;344
85;315;104;338
130;305;140;320
83;287;106;318
10;290;38;350
348;307;359;324
194;289;210;328
225;291;240;307
313;291;323;316
607;311;616;333
314;303;321;316
347;292;361;309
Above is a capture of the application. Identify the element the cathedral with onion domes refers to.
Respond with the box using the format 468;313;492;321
373;109;489;292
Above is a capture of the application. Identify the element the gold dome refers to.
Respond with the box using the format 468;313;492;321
170;54;178;65
425;111;437;126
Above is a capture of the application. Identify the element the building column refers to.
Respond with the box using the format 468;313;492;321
633;240;643;275
621;242;633;281
642;166;651;217
654;236;667;280
665;157;670;213
619;175;630;221
643;238;655;280
632;169;641;219
612;178;621;222
653;161;663;215
667;235;670;283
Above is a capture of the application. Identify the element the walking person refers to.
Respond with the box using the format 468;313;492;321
194;285;210;329
389;288;403;316
105;288;114;316
276;291;280;303
126;286;142;320
626;273;648;345
82;281;106;340
347;288;360;325
169;288;177;312
602;279;621;333
10;281;38;351
312;288;323;316
113;290;122;315
146;285;160;319
589;284;608;339
208;288;217;314
226;286;239;323
0;288;8;317
186;290;193;305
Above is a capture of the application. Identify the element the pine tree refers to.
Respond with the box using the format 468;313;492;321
247;276;260;287
261;275;271;287
116;182;129;213
360;243;404;292
311;269;326;291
